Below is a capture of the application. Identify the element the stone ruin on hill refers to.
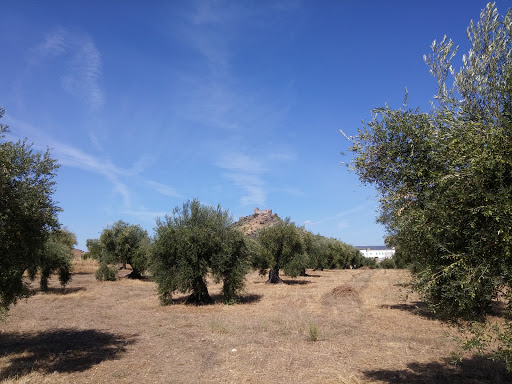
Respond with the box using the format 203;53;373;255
253;207;272;215
235;207;281;237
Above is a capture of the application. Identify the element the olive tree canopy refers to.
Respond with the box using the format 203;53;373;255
0;108;61;312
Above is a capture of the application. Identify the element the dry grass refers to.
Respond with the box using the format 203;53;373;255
1;268;510;383
71;258;99;274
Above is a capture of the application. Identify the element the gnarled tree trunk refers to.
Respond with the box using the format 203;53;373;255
186;277;213;305
266;266;283;284
126;268;143;279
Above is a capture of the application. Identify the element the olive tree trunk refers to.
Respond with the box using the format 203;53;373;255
126;269;143;279
186;277;213;305
266;266;283;284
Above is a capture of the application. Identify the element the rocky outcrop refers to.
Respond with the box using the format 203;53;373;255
234;208;282;237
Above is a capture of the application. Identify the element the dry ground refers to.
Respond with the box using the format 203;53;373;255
1;262;510;383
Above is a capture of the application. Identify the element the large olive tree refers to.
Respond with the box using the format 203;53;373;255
253;218;308;284
150;199;250;305
346;2;512;368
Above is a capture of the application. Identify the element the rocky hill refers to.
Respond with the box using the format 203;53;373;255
234;208;282;237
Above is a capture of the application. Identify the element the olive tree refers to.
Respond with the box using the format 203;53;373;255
150;199;250;305
306;234;373;270
0;107;61;313
253;218;308;283
86;220;151;280
345;2;512;368
303;232;324;271
28;228;76;291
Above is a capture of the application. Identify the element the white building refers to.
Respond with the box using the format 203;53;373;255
356;246;395;260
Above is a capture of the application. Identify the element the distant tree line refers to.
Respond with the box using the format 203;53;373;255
84;199;375;305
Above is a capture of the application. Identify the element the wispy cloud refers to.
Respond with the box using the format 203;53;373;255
88;132;104;152
38;136;133;207
336;220;349;230
121;208;170;223
225;173;266;206
145;180;183;198
29;28;104;110
34;29;68;58
129;155;154;175
267;151;297;162
216;152;266;206
61;37;104;110
171;1;292;136
167;2;301;207
54;142;182;207
179;2;235;78
216;152;266;174
190;1;233;25
272;186;304;197
6;115;180;210
303;204;373;228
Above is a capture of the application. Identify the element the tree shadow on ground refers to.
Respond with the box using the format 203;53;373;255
282;279;312;285
172;293;263;305
364;355;511;384
385;299;506;320
490;300;507;317
31;286;87;295
302;273;322;278
236;294;263;303
124;274;151;281
0;328;136;380
382;302;437;320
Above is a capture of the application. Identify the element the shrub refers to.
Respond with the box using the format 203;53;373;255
95;264;117;281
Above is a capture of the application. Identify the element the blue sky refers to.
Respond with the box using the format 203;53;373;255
0;1;504;250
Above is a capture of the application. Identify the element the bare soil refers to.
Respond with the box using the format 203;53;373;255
1;263;510;383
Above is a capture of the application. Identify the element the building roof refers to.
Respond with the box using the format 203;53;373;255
355;246;393;250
